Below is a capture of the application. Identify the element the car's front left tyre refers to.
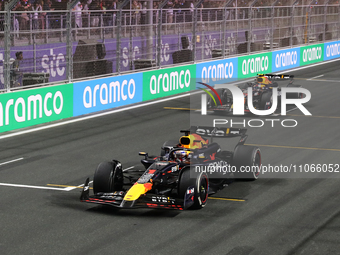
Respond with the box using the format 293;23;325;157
93;160;124;194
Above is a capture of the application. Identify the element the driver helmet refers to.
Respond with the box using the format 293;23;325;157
257;74;272;86
174;150;192;162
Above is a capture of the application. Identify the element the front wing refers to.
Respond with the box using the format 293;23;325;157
208;103;252;113
80;178;195;210
208;103;233;112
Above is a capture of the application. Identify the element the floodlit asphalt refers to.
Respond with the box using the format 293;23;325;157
0;60;339;255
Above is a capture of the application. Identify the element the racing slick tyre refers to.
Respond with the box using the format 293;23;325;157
233;145;261;181
93;160;124;194
259;92;272;110
207;95;216;109
299;91;306;99
178;167;209;209
220;89;231;104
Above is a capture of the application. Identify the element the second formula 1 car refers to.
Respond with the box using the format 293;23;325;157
208;74;304;114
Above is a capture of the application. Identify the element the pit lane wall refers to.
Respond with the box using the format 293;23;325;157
1;41;340;133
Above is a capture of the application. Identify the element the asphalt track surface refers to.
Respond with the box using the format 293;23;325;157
0;60;340;255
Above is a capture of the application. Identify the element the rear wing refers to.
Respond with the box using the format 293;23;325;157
259;74;294;80
185;126;248;145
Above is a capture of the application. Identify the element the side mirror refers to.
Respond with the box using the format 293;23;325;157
139;152;148;159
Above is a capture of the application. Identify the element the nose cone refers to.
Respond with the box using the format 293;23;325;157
123;183;152;201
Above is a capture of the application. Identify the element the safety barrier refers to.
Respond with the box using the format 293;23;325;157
0;40;340;133
1;1;340;92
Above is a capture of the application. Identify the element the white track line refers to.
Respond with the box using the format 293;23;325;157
0;182;67;191
307;74;324;80
63;180;93;191
304;79;340;83
286;107;299;113
65;166;136;191
0;166;134;191
66;166;135;191
0;180;93;191
122;166;135;172
0;157;24;166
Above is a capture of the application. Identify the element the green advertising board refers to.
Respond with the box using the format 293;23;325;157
142;64;196;101
0;84;73;133
238;52;272;78
300;43;324;66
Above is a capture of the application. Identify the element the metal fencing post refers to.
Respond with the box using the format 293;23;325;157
271;0;280;51
222;0;234;59
324;1;330;42
116;0;130;74
192;0;204;63
100;13;103;39
305;0;315;44
4;0;19;92
338;2;340;40
248;0;258;54
66;0;79;83
60;14;64;42
4;3;11;92
156;0;168;68
146;0;154;61
291;0;299;47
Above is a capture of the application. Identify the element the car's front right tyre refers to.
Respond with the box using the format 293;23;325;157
178;167;209;209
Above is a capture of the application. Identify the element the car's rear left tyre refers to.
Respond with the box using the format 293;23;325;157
93;160;123;194
233;145;261;181
178;167;209;209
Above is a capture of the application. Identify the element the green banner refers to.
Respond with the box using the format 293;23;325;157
142;64;196;101
0;84;73;133
300;44;324;66
238;52;272;78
